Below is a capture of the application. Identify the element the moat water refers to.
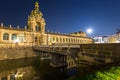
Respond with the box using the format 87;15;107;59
0;57;76;80
1;57;120;80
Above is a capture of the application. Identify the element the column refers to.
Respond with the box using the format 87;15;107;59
7;75;10;80
9;33;12;43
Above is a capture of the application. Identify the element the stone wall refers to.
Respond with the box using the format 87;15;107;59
78;43;120;64
0;47;36;60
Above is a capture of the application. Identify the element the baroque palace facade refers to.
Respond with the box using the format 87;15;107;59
0;2;93;47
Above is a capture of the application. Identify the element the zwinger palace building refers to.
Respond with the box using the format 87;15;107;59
0;2;93;46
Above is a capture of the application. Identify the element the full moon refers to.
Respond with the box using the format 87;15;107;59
86;28;93;34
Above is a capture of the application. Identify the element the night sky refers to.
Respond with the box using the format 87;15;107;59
0;0;120;36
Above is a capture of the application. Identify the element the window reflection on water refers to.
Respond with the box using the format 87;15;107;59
0;57;70;80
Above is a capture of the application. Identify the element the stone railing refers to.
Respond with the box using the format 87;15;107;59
0;42;34;48
38;44;80;48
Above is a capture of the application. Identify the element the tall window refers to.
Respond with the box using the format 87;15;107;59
60;38;62;42
63;38;65;43
11;34;17;40
53;37;55;42
36;26;39;31
3;33;9;40
56;38;58;42
35;37;37;42
18;36;24;42
36;25;41;31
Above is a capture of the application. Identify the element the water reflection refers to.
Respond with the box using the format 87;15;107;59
32;58;69;80
0;58;35;80
0;57;75;80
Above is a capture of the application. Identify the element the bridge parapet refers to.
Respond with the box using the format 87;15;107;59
38;44;80;48
33;44;80;55
33;45;79;69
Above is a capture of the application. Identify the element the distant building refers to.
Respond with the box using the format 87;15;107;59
93;32;120;44
107;32;120;43
0;2;93;47
103;36;108;43
92;36;108;43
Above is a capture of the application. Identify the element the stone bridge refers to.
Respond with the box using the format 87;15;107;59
33;45;80;69
33;43;120;69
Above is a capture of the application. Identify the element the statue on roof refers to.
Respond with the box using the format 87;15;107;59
30;1;43;17
35;1;39;12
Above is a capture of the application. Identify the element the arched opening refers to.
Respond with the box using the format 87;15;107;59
1;76;7;80
63;38;65;43
36;25;40;31
11;34;17;40
36;22;41;31
56;37;58;42
60;37;62;42
3;33;9;40
35;37;37;42
53;37;55;42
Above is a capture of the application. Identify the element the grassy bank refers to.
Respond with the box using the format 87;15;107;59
67;66;120;80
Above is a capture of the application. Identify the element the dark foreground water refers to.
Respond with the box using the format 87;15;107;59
0;57;76;80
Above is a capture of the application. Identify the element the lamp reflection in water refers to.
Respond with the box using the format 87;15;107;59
15;71;24;80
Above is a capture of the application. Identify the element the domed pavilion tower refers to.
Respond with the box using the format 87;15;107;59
27;2;46;33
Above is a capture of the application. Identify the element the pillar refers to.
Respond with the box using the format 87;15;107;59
9;33;12;43
7;75;10;80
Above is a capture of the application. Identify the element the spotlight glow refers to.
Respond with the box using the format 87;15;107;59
14;39;20;43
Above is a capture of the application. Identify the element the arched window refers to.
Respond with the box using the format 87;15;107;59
3;33;9;40
53;37;55;42
71;39;73;43
11;34;17;40
66;38;68;43
36;25;40;31
56;38;58;42
69;38;70;43
63;38;65;43
1;77;7;80
36;23;41;31
60;37;62;42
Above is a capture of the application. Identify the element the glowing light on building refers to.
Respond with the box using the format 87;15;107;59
14;39;20;43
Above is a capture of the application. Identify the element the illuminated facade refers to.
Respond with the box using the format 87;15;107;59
107;33;120;43
93;32;120;43
0;2;93;46
93;36;108;43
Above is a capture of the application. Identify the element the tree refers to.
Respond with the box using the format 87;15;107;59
116;28;120;34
